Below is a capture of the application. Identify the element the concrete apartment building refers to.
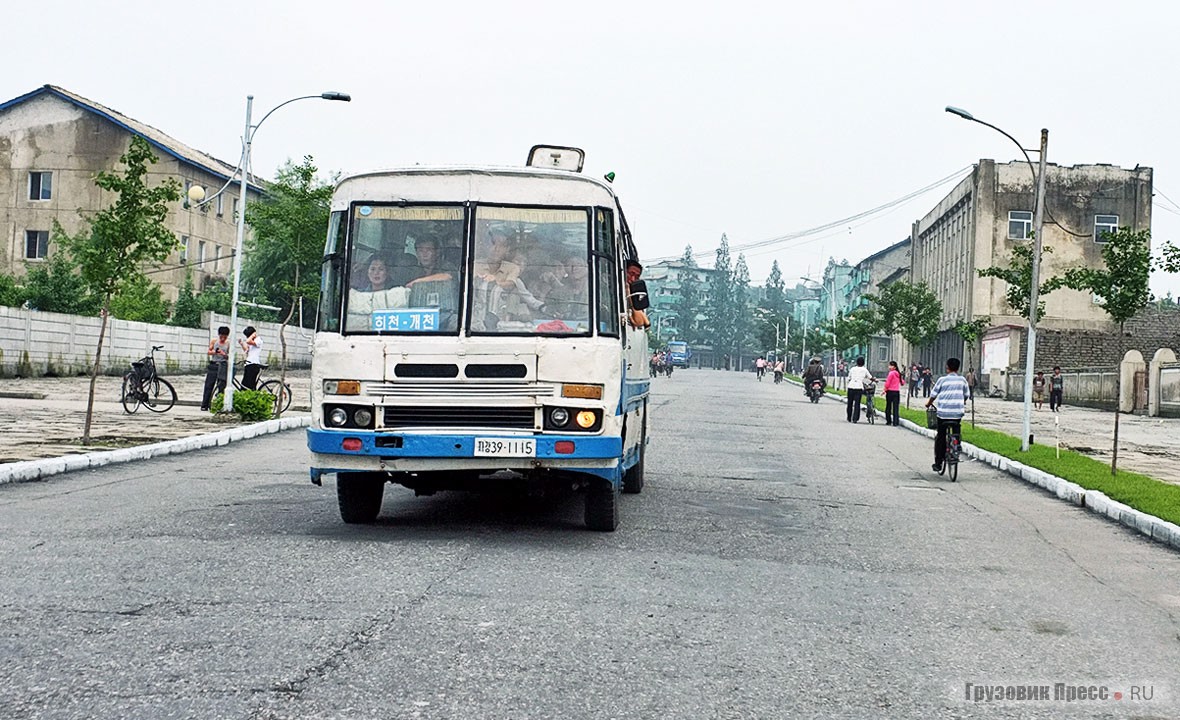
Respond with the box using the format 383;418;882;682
643;259;715;344
843;237;911;371
910;158;1152;374
0;85;261;303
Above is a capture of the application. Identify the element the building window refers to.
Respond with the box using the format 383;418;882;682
216;193;225;217
1094;214;1119;243
198;240;206;266
214;245;221;272
25;230;49;259
28;172;52;201
183;180;193;209
232;198;240;220
1008;211;1033;240
179;235;189;264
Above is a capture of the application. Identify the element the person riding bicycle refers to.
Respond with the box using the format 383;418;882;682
925;356;970;473
755;356;767;380
801;357;826;396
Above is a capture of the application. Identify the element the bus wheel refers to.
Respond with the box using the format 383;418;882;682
584;478;619;532
337;472;385;524
622;414;646;494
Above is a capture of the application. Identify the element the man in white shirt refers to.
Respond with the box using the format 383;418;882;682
846;356;874;423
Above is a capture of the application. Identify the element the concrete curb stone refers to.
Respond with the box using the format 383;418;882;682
0;416;311;486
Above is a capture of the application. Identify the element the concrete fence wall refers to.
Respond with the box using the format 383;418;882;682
1000;366;1119;411
0;306;313;377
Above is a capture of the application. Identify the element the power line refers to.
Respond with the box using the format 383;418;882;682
646;165;973;263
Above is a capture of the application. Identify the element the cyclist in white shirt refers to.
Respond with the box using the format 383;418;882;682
846;356;874;423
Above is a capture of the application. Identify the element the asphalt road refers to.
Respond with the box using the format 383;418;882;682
1;369;1177;719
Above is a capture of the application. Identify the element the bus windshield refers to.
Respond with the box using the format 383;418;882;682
337;203;599;336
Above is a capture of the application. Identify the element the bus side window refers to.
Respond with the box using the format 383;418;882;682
594;208;619;336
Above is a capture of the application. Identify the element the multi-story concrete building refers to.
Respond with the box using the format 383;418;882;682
0;85;261;303
910;158;1152;373
845;237;910;371
641;259;715;343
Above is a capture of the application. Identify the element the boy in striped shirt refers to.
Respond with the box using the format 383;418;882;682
926;357;970;472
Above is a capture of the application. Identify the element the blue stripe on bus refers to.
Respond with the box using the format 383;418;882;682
621;378;649;413
307;429;622;459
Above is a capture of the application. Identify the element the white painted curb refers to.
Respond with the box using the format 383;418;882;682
0;416;311;486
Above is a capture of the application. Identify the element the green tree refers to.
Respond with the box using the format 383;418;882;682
244;157;333;325
671;245;702;345
57;136;182;442
953;316;990;426
109;273;170;324
977;239;1067;319
706;234;737;365
243;157;334;406
0;272;23;307
21;252;98;315
733;253;753;356
823;306;878;355
1159;241;1180;274
1062;227;1152;474
866;280;941;403
169;272;203;328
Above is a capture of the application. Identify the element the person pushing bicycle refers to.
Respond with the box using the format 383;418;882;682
925;357;970;473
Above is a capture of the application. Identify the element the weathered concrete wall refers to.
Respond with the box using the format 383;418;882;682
0;306;312;377
1014;304;1180;370
1001;366;1118;410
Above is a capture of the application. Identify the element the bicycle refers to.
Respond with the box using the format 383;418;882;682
938;421;962;482
862;382;878;424
231;364;293;413
121;345;177;414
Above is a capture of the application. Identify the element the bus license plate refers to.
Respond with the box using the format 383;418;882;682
473;438;536;457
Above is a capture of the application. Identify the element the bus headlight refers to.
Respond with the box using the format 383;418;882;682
549;407;570;427
354;408;373;427
575;410;598;429
328;408;349;426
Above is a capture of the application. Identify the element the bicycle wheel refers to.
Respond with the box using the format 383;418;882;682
259;380;293;413
121;373;141;414
948;436;960;482
865;401;876;424
142;377;177;413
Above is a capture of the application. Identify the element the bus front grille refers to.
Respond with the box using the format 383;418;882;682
383;406;536;430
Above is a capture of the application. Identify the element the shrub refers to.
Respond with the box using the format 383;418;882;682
210;389;274;422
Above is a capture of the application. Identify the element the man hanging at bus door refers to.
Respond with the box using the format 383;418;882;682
625;260;649;328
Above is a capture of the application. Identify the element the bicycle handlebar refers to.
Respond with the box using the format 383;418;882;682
152;345;165;351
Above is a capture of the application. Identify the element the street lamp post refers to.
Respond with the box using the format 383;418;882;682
945;106;1047;451
217;91;350;411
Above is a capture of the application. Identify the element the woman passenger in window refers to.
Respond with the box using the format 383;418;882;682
357;255;392;292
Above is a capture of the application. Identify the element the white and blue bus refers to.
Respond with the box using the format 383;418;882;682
308;147;650;531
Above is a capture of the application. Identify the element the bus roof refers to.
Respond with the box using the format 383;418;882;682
331;166;620;211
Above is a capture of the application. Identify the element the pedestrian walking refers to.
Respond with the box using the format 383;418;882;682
965;366;977;400
1049;366;1064;412
922;366;934;398
1033;370;1047;410
846;357;874;423
910;364;921;397
883;360;904;426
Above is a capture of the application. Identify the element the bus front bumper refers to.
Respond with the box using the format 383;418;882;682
307;428;623;481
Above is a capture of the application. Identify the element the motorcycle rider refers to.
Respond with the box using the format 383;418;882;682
801;357;826;397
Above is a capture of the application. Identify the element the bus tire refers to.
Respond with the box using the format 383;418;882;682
337;472;385;524
584;478;619;532
622;411;646;494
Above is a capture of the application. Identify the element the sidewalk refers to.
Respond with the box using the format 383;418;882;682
898;392;1180;486
0;370;310;464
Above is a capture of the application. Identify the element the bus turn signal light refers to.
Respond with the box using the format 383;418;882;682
562;384;603;400
325;380;361;395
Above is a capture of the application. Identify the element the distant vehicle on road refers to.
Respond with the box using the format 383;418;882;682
666;340;690;368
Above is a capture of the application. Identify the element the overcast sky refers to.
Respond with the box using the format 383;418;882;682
7;0;1180;296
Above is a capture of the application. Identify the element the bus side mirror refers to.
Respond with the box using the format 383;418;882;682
628;280;650;311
